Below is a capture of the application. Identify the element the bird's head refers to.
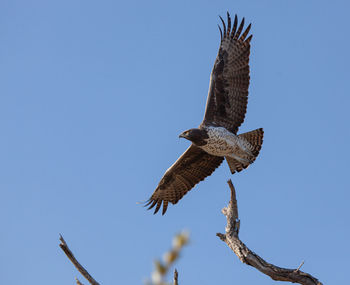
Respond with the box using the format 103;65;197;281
179;129;193;139
179;128;208;146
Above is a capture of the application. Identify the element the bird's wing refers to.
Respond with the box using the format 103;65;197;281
202;13;252;134
146;144;223;215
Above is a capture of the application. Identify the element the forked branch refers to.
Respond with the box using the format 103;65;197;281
216;180;322;285
59;181;322;284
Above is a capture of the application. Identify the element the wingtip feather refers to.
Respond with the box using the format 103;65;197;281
233;17;245;40
219;15;226;37
144;199;152;207
154;200;162;214
147;199;157;210
240;23;252;41
230;14;238;38
162;201;169;215
226;12;231;36
246;34;253;43
218;24;223;41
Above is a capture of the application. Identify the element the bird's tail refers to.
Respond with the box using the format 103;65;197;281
226;128;264;174
239;128;264;157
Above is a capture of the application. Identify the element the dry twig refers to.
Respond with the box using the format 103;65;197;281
75;277;85;285
173;269;178;285
59;235;100;285
216;180;322;285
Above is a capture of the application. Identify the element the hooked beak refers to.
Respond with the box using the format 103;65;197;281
179;133;185;139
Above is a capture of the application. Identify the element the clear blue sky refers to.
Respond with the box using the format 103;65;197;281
1;0;349;284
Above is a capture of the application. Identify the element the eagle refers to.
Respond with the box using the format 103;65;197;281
146;12;264;215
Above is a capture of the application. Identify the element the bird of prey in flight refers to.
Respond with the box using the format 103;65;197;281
146;12;264;215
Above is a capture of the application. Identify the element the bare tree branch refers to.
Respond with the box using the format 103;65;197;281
173;269;178;285
216;180;323;285
75;277;85;285
59;235;100;285
59;181;323;285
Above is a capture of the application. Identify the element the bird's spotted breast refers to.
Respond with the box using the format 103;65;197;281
199;126;239;156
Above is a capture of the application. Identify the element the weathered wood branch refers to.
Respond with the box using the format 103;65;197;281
59;181;322;284
216;180;322;285
59;234;185;285
173;269;178;285
59;235;100;285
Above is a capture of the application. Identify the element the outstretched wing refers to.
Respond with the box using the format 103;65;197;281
202;13;252;134
146;145;223;215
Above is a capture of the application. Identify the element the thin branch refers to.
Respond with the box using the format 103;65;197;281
296;260;305;272
173;269;178;285
216;180;322;285
59;235;100;285
75;277;85;285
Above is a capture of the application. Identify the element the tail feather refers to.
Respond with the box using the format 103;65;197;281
226;128;264;174
226;157;248;174
238;128;264;157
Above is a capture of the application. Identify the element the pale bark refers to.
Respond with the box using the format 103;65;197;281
217;180;322;285
59;180;323;285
